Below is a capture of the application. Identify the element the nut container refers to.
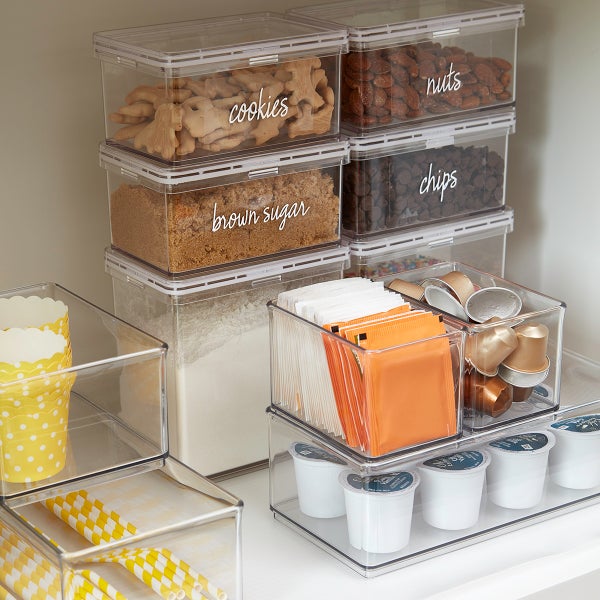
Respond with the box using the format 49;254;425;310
94;13;347;162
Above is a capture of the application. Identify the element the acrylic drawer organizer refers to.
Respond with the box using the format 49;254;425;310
93;12;347;162
100;140;348;275
341;110;515;238
268;297;465;460
388;262;566;431
344;207;513;280
268;362;600;578
0;282;167;500
289;0;524;132
106;245;349;477
0;456;242;599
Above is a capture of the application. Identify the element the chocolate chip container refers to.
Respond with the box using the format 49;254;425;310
100;140;348;275
93;13;346;163
387;262;566;431
289;0;524;132
342;110;515;239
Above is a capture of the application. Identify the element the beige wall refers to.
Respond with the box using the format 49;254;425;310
1;1;598;362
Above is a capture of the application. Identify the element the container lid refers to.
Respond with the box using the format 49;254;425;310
289;442;347;466
420;449;490;473
488;431;556;455
105;245;350;297
339;469;419;495
93;12;348;76
551;415;600;436
345;110;515;160
345;207;514;257
99;139;349;193
290;0;524;50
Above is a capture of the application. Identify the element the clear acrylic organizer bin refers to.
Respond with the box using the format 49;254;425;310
386;262;566;431
0;282;167;500
0;457;242;599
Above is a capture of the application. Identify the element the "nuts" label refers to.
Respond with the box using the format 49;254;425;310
426;62;462;96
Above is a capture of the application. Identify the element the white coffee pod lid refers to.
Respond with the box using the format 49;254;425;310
419;450;490;476
289;442;346;467
338;469;419;496
487;431;556;455
550;414;600;436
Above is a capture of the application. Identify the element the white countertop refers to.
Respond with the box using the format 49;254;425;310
223;467;600;600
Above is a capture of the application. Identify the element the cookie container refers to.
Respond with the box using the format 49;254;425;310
268;389;600;577
342;110;514;238
344;206;513;280
289;0;523;132
0;282;167;500
0;457;242;599
93;13;346;162
106;245;349;477
388;262;566;431
268;297;465;458
100;140;348;275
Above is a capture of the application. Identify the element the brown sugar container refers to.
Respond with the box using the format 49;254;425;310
289;0;524;132
100;139;349;274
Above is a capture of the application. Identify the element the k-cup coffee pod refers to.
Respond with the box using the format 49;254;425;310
486;431;555;509
502;323;550;372
339;469;419;554
424;284;469;320
549;415;600;489
464;370;512;417
386;279;425;301
437;271;476;306
289;442;347;518
418;450;490;530
464;287;522;323
466;324;519;376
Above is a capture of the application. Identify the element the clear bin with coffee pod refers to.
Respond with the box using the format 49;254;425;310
384;261;566;431
100;140;348;275
341;110;515;239
268;394;600;578
344;207;514;280
93;13;347;163
288;0;524;132
0;283;167;500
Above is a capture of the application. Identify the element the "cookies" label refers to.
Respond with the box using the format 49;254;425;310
229;87;289;124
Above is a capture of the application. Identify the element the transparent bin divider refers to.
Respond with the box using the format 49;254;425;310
268;396;600;577
0;283;167;499
268;299;465;458
384;262;566;431
0;457;242;599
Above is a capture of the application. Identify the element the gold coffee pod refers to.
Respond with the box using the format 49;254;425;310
438;270;475;306
464;370;513;417
502;323;550;373
511;385;534;402
386;279;425;301
466;325;519;377
424;285;469;320
464;287;522;323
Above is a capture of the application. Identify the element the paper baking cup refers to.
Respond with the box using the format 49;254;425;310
0;295;69;340
418;450;490;530
339;469;419;554
549;415;600;489
0;328;74;483
486;431;555;509
289;442;347;518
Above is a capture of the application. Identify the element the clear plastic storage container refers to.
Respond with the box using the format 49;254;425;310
342;110;514;238
0;282;166;500
268;297;464;458
344;206;513;280
0;457;242;599
268;371;600;577
93;13;347;162
106;245;349;477
387;262;566;430
289;0;524;132
100;140;348;275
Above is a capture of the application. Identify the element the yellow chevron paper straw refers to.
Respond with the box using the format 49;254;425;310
66;572;112;600
64;494;133;539
77;570;127;600
75;491;137;536
0;583;17;600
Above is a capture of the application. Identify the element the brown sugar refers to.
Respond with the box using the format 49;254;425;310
109;169;341;273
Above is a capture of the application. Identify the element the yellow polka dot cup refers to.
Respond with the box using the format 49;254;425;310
0;328;75;483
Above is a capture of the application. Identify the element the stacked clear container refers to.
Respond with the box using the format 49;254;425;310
92;13;354;479
0;283;242;598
